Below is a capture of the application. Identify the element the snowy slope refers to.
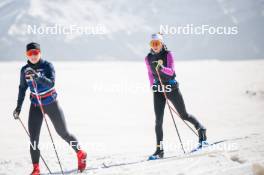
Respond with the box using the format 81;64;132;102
0;60;264;174
0;0;264;60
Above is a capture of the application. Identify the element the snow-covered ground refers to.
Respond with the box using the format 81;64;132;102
0;60;264;175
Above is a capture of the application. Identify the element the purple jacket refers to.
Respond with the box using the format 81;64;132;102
145;49;176;86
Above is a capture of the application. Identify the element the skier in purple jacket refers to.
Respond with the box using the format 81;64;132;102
145;33;207;159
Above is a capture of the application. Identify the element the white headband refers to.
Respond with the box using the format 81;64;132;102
151;33;164;43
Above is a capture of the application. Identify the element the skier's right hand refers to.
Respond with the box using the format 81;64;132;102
13;107;21;120
25;68;39;80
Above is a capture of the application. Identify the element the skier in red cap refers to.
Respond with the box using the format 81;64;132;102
13;42;87;174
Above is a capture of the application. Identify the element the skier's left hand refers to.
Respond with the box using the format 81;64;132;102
152;60;164;70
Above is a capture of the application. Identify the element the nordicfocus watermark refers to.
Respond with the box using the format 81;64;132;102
160;24;238;35
27;24;106;35
90;80;173;95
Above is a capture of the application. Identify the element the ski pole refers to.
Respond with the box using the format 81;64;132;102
17;118;52;174
154;60;186;154
30;77;64;175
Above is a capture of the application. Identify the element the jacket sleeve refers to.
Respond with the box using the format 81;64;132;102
145;56;154;87
160;51;175;76
17;68;28;109
35;63;55;88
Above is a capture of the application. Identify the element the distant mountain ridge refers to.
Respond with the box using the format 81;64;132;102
0;0;263;60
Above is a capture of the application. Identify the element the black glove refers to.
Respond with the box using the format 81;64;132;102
13;106;21;120
25;68;39;80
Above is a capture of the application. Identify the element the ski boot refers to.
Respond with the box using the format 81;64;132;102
77;150;87;172
30;163;40;175
197;128;209;148
191;128;209;152
148;145;164;160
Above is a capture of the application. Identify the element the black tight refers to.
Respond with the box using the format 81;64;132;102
28;101;79;164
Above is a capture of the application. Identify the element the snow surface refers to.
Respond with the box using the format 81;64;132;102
0;60;264;174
